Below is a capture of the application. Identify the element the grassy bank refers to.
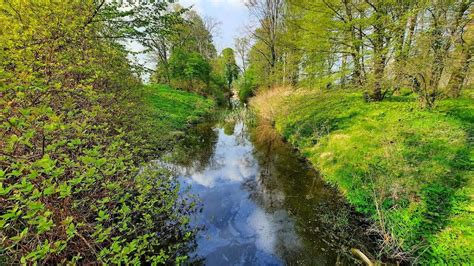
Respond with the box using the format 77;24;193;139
144;84;215;129
250;87;473;264
134;84;215;156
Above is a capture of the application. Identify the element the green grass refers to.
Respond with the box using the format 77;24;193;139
144;84;214;128
252;89;473;263
135;84;215;155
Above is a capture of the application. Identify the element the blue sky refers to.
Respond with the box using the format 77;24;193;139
127;0;250;80
178;0;250;53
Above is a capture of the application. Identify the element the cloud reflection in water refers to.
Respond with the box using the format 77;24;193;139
176;122;302;265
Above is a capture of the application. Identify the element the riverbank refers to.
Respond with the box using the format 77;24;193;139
134;84;215;158
167;107;378;264
250;87;473;264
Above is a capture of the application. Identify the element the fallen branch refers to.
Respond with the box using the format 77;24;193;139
351;248;374;266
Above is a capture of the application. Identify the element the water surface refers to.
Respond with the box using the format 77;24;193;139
170;112;372;265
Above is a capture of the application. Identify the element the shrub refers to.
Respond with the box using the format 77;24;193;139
237;69;259;103
0;1;201;263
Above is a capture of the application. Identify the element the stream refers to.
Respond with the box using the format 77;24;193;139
167;109;374;265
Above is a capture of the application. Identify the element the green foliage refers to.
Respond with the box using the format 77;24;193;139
165;47;230;105
150;7;230;105
251;89;474;263
237;68;258;103
220;48;240;90
0;1;209;264
169;49;212;92
172;9;217;60
247;0;472;103
208;72;228;105
135;84;215;156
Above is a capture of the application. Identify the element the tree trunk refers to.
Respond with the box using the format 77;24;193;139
393;9;417;94
402;13;417;60
341;54;348;88
447;43;472;97
343;0;364;86
372;22;386;100
368;1;388;101
430;1;470;94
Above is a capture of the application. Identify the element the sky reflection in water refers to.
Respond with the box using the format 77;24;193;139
172;120;369;265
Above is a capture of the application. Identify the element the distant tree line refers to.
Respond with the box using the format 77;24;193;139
150;6;239;105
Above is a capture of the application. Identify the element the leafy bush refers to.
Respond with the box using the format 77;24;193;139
208;74;228;105
169;49;211;92
237;69;258;103
0;1;206;264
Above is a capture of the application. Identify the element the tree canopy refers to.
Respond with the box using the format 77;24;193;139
239;0;472;106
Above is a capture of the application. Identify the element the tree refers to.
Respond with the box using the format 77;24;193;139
150;6;218;84
171;8;217;59
235;36;251;72
363;0;392;101
403;0;471;107
447;36;473;97
169;49;211;92
237;67;258;103
281;1;333;88
259;0;472;105
221;48;240;90
246;0;285;85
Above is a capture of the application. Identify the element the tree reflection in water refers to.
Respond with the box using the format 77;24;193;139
166;109;376;265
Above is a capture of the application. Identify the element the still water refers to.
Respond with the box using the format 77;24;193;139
169;111;373;265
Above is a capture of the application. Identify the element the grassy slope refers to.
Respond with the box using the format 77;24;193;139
144;84;214;128
138;84;215;153
251;88;473;263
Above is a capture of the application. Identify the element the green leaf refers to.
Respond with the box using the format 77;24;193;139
10;227;29;242
58;183;72;198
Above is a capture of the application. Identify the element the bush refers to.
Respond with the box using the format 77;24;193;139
0;2;202;263
237;69;258;103
169;49;211;93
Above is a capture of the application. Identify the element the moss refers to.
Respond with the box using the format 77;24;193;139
252;88;473;263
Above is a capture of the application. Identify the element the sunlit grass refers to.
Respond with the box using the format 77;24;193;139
144;84;215;128
135;84;215;155
250;88;474;263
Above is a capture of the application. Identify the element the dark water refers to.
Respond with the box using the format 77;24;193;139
170;110;373;265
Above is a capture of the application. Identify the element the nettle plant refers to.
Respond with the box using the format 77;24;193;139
1;0;199;264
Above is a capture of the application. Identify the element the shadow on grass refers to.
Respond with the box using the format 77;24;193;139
407;141;471;256
383;95;417;103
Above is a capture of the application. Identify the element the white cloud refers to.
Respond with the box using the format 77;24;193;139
179;0;247;14
177;0;250;53
209;0;247;8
